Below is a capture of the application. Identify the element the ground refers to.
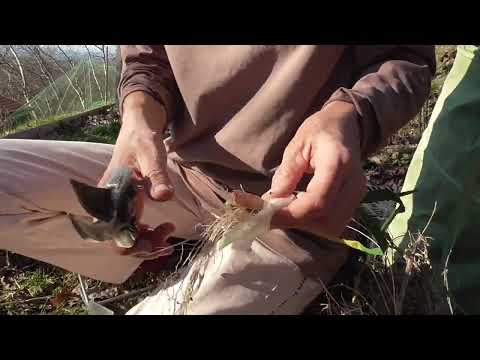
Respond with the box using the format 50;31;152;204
0;45;458;315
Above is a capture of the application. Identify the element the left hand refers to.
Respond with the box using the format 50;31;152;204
265;101;367;239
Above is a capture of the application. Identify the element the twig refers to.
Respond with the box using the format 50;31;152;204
388;257;398;308
442;245;454;315
98;284;158;306
396;238;415;315
421;202;437;237
332;283;378;315
77;274;89;306
346;225;381;250
317;278;344;314
381;255;397;313
5;251;10;267
13;279;22;290
395;202;437;314
0;295;51;307
368;266;392;314
353;261;367;299
40;296;50;314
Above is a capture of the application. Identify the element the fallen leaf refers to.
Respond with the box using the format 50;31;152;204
50;287;73;308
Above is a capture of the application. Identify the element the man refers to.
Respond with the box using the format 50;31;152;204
0;45;435;314
388;45;480;314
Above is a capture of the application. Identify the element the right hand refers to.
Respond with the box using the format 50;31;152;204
98;91;176;257
98;91;174;201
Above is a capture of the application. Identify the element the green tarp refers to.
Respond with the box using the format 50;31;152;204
388;46;480;314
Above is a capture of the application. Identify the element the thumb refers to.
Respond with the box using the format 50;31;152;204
137;143;174;201
97;166;112;189
271;143;309;197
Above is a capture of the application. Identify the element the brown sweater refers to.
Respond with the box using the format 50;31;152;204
118;45;435;195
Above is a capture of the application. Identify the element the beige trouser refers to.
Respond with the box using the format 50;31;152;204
0;139;348;314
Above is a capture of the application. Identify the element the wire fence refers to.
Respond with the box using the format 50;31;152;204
2;59;119;135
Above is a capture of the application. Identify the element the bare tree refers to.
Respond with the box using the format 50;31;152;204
8;45;37;119
0;46;27;101
8;46;29;104
0;45;119;124
26;45;63;111
58;45;86;102
57;45;75;71
0;45;59;102
105;46;109;102
94;45;110;103
84;45;102;100
39;47;86;110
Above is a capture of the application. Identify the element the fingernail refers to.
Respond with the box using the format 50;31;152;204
165;222;175;232
152;184;174;198
156;184;173;192
150;185;174;201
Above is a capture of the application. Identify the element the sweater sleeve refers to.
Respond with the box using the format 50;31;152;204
118;45;180;123
324;45;436;156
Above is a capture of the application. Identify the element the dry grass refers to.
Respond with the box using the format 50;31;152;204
146;197;264;314
304;205;450;315
304;235;441;315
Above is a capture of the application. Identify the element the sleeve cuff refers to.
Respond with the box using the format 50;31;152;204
323;87;382;157
118;84;177;125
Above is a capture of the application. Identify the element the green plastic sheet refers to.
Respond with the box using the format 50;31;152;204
388;46;480;314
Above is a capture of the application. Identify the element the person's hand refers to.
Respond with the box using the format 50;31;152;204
265;101;367;239
99;91;175;256
98;91;173;200
111;223;176;260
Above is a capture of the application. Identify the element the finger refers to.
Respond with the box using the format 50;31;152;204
230;190;265;210
97;152;139;188
134;184;146;222
120;222;176;257
148;222;176;250
306;148;346;198
131;168;144;182
97;166;113;188
271;142;310;197
133;223;177;259
270;207;297;229
268;191;308;229
290;171;366;239
137;143;174;201
326;170;366;234
281;154;344;224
